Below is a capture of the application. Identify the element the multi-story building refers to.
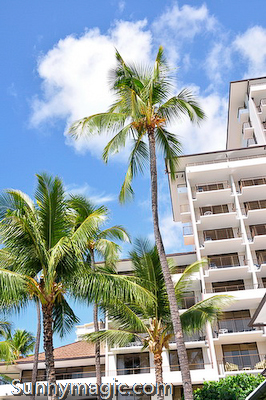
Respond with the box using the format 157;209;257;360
0;77;266;399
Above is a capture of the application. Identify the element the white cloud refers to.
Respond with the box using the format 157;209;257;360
204;42;232;86
152;3;217;64
167;90;228;154
65;183;115;204
31;20;153;156
233;26;266;78
118;0;125;13
148;213;185;254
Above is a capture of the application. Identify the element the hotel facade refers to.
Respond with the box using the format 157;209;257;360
0;77;266;399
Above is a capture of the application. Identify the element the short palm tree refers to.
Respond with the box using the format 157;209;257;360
68;195;130;388
70;47;205;399
0;329;35;363
84;239;231;400
0;174;108;400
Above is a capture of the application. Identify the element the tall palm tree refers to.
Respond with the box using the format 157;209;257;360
84;239;231;400
0;174;151;400
0;328;35;363
70;47;205;399
68;195;130;388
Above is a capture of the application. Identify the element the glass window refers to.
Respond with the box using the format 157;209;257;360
117;353;150;375
212;280;245;292
209;253;239;268
223;343;260;370
169;348;204;371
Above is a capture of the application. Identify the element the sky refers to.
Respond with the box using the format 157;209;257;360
1;0;266;349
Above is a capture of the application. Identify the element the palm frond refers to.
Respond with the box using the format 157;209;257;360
119;135;148;203
83;329;140;348
181;295;233;333
53;295;80;338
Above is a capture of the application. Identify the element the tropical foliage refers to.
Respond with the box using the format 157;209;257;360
0;328;35;363
70;46;205;399
68;195;130;387
0;174;151;400
193;373;265;400
83;239;231;400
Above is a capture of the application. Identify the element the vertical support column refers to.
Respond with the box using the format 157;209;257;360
187;177;218;375
230;175;258;288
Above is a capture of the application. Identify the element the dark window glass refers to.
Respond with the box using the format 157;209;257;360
169;348;204;371
117;353;150;375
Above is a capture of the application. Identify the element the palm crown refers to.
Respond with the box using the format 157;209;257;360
70;46;205;203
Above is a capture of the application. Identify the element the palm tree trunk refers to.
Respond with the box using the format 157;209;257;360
90;249;101;391
154;351;164;400
147;129;194;400
30;299;41;400
42;302;57;400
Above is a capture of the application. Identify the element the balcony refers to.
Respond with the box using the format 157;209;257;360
249;224;266;250
204;254;251;281
243;200;266;224
240;177;266;202
198;206;237;230
213;318;255;336
219;354;266;374
200;228;243;256
242;121;254;140
194;182;232;207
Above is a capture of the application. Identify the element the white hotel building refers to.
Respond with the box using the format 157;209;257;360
0;77;266;399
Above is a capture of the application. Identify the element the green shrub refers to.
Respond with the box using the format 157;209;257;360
193;373;265;400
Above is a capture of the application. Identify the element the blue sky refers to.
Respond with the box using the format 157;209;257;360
1;0;266;348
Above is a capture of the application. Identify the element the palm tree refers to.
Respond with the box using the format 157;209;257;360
68;195;130;388
83;239;231;400
0;174;107;400
0;174;151;400
70;46;205;399
0;328;35;363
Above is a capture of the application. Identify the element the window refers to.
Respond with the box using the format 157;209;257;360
200;204;229;216
209;253;239;268
169;348;204;371
222;343;260;370
204;228;234;241
262;278;266;288
212;280;245;292
117;353;150;375
178;291;195;309
217;310;252;333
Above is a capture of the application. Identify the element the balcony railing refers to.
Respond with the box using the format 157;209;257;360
207;284;266;293
219;354;266;372
170;331;205;343
117;365;150;375
208;254;240;269
196;182;229;192
213;318;255;336
240;177;266;190
170;361;205;371
21;370;105;383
